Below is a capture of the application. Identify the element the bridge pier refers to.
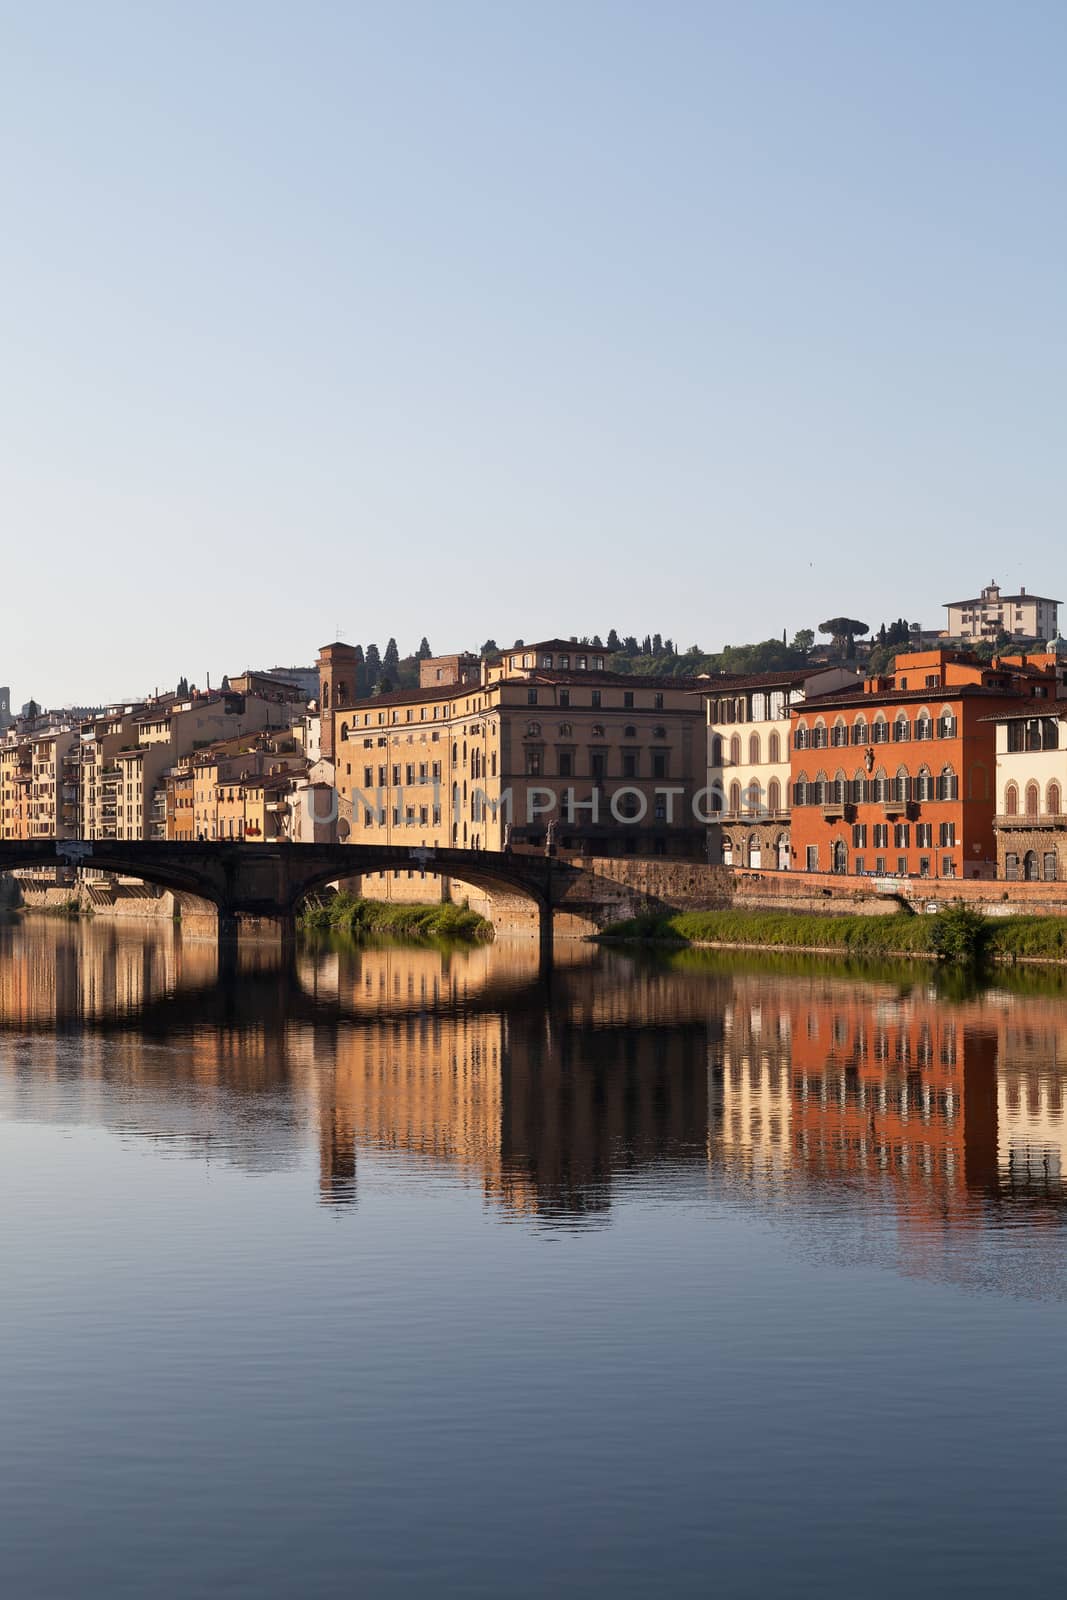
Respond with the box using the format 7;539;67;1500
538;901;554;973
217;908;296;954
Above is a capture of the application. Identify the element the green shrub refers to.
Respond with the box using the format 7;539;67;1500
299;892;493;944
928;904;992;965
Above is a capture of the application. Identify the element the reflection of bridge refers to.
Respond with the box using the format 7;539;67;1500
0;839;625;958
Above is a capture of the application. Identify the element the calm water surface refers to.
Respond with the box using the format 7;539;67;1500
1;918;1065;1598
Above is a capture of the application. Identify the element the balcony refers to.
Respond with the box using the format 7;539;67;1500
996;812;1067;831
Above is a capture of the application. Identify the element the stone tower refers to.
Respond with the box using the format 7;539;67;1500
315;643;359;763
0;687;10;732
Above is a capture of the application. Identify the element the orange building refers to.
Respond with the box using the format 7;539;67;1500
789;649;1056;880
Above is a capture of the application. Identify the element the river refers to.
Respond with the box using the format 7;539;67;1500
1;918;1065;1597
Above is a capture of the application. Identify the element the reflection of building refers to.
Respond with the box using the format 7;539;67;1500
4;922;1067;1251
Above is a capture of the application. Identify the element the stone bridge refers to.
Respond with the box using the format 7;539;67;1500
0;840;707;957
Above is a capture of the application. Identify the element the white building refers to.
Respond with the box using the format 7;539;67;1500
944;582;1059;643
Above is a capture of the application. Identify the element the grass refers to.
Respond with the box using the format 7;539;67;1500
299;890;493;943
597;905;1067;965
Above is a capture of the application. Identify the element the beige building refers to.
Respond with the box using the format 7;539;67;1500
945;582;1059;643
993;708;1067;880
702;666;857;869
321;638;708;885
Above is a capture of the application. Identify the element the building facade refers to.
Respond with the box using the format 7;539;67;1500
322;638;707;873
789;650;1054;880
992;708;1067;881
702;666;858;869
944;582;1059;643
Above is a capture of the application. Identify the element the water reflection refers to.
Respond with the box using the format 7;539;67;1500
1;921;1065;1250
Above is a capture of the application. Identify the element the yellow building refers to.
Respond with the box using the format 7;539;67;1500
320;637;707;870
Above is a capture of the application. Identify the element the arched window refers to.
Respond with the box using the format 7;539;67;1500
832;839;847;874
1004;782;1019;816
747;833;761;867
749;732;761;764
895;766;909;803
592;724;605;738
873;767;888;803
852;717;868;747
814;770;828;805
813;719;828;749
526;721;541;737
1048;781;1062;816
1025;781;1040;816
768;730;781;764
653;725;666;739
872;715;889;744
711;734;723;766
767;777;781;813
340;722;349;742
623;725;637;739
939;766;958;801
794;777;809;806
937;707;956;738
746;780;762;815
852;768;866;804
916;766;933;802
558;722;572;736
794;722;810;750
833;770;847;804
915;709;933;741
894;714;910;743
729;734;741;765
729;780;742;814
1024;850;1039;881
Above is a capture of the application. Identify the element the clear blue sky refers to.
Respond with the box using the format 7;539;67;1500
2;0;1064;706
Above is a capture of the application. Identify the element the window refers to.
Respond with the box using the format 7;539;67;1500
528;689;539;706
1004;852;1019;881
622;752;637;778
915;714;932;741
897;856;907;875
893;717;910;742
919;856;930;877
559;721;573;737
624;725;637;739
527;721;541;736
872;719;889;743
894;823;910;848
916;823;932;848
852;719;867;746
874;824;888;848
749;732;761;764
812;722;828;749
559;690;570;708
591;690;602;709
855;857;865;875
937;767;958;800
591;752;606;780
624;691;634;708
852;823;867;847
795;724;810;750
652;753;667;779
768;731;781;763
767;777;781;812
939;821;956;847
1025;782;1040;817
916;767;933;802
1004;782;1019;816
653;725;666;739
937;710;956;738
806;845;819;872
558;753;573;777
1050;782;1062;815
1044;852;1058;881
525;751;542;776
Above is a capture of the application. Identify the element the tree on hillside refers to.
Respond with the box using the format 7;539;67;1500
416;637;432;659
606;628;621;652
591;634;604;649
652;632;663;656
176;676;189;697
790;628;815;655
365;642;381;683
480;638;499;658
374;673;394;696
641;634;652;655
383;637;400;676
512;638;525;649
622;636;639;656
352;644;367;697
819;617;869;660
